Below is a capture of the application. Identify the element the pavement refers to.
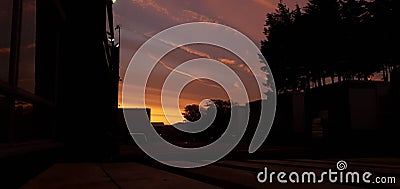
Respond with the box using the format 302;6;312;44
20;144;400;189
21;163;220;189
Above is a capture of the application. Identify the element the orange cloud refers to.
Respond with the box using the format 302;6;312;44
252;0;276;9
131;0;168;15
218;58;235;65
157;38;238;67
130;0;217;24
179;10;216;23
153;37;211;58
238;63;251;73
147;52;221;89
178;45;212;59
245;67;251;73
148;52;198;79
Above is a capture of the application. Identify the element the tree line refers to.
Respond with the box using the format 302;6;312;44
261;0;396;93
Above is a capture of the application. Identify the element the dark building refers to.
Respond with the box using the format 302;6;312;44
117;108;151;143
241;80;399;152
1;0;120;188
151;122;165;127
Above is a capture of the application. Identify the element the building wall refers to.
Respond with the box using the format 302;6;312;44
349;88;377;130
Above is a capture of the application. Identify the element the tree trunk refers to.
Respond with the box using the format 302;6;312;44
317;77;322;87
383;66;388;82
363;74;368;81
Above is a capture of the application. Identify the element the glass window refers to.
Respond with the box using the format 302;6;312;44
18;0;36;93
14;99;54;142
0;93;8;143
0;0;13;82
14;99;33;142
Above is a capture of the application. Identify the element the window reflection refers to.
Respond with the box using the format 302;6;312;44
0;0;54;144
14;99;34;142
0;93;8;143
18;0;36;93
14;99;54;142
0;0;13;82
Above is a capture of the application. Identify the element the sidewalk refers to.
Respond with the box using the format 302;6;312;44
21;163;220;189
20;145;400;189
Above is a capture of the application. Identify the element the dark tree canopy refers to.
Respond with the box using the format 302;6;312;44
261;0;396;93
182;99;231;142
182;99;231;122
182;104;201;122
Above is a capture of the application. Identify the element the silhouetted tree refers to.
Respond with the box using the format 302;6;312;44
261;1;302;93
182;99;231;141
339;0;378;81
368;0;395;81
183;100;231;122
206;99;231;115
182;104;201;122
261;0;396;92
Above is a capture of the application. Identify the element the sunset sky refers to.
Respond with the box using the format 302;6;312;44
115;0;307;124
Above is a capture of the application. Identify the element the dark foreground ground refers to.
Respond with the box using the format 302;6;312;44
17;143;400;189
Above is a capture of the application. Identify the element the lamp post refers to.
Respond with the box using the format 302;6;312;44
106;0;120;109
106;0;120;159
